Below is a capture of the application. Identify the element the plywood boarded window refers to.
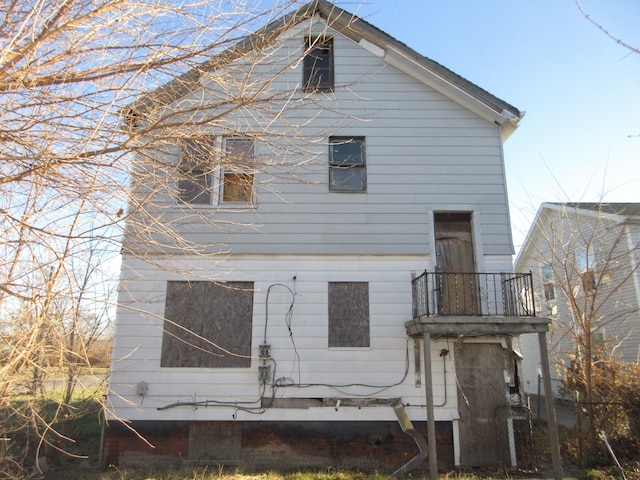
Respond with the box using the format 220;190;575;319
328;282;369;348
161;281;253;368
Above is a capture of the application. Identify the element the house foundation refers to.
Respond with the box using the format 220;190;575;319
103;420;455;472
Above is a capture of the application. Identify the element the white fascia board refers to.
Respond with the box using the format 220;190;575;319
384;46;513;127
514;204;549;268
359;38;385;58
277;14;323;40
545;202;628;224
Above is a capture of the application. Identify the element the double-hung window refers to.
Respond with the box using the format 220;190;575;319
541;264;556;302
222;137;255;204
329;137;366;192
576;249;596;292
178;136;215;205
303;37;334;92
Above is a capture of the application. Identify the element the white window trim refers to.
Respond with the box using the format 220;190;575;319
220;136;257;207
175;136;258;209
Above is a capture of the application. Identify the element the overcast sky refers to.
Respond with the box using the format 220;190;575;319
333;0;640;253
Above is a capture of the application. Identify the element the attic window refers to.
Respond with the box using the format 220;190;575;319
303;37;334;92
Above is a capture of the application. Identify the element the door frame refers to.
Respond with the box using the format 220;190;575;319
429;210;484;273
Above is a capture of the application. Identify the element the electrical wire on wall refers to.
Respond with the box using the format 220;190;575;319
273;337;412;397
404;338;459;409
158;279;416;414
264;282;300;384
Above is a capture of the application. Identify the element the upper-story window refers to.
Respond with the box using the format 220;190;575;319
303;37;334;92
576;249;596;292
178;136;214;205
329;137;366;192
222;137;255;203
178;136;255;206
541;264;556;302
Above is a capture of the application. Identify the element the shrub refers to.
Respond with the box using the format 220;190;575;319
563;356;640;464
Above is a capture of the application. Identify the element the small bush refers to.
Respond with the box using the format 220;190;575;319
563;357;640;464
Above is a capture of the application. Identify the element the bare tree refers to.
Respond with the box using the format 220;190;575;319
516;202;640;457
0;0;358;474
574;0;640;56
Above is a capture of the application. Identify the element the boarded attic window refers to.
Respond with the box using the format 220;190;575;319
303;37;334;92
161;281;253;368
328;282;370;348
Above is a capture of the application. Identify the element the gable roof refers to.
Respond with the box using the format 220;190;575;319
551;202;640;218
515;202;640;266
126;0;523;138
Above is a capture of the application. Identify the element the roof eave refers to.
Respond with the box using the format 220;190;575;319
382;46;523;134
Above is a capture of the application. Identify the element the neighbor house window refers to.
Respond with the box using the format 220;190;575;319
178;137;215;204
329;137;366;192
541;264;557;316
161;281;254;368
328;282;370;348
576;249;596;292
303;37;334;92
223;137;255;203
541;264;556;301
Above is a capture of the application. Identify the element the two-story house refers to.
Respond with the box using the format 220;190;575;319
106;1;561;475
516;202;640;398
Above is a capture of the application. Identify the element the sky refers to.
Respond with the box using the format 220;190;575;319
333;0;640;254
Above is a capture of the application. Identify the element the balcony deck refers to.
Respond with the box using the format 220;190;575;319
407;271;549;337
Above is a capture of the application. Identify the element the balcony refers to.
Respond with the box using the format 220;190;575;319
411;271;536;319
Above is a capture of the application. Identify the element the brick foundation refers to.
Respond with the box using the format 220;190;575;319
104;420;454;473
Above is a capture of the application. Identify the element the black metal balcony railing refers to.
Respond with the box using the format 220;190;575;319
411;271;536;318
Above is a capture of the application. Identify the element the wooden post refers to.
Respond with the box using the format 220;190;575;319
422;333;439;479
538;331;563;480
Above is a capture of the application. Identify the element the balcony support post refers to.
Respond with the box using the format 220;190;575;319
538;331;563;480
422;332;439;479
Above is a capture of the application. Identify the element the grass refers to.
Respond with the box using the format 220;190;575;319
58;467;519;480
5;379;637;480
1;385;105;477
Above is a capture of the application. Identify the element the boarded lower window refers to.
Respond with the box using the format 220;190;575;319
161;281;253;367
328;282;369;347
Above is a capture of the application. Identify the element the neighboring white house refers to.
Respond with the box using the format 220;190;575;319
106;0;555;474
516;202;640;398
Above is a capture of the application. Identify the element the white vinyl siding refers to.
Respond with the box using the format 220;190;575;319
516;206;640;395
108;255;459;423
125;22;512;257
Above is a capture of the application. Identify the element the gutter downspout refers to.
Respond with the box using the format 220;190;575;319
391;400;428;477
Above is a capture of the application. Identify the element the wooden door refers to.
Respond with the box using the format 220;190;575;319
434;213;478;315
455;342;510;466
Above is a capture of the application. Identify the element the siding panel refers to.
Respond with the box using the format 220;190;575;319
108;255;462;422
126;27;514;258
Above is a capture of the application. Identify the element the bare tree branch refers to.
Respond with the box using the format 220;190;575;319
575;0;640;55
